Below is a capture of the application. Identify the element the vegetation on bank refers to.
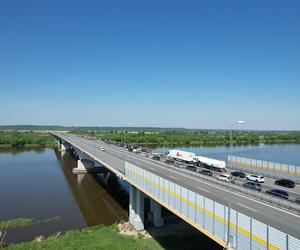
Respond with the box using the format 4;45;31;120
0;128;299;147
72;130;300;145
0;132;56;148
4;225;163;250
4;224;221;250
0;217;60;229
0;218;37;229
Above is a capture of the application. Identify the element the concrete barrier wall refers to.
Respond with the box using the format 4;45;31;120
125;161;300;250
228;156;300;183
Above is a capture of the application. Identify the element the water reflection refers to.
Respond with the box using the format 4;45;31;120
0;148;128;244
55;149;128;226
0;147;47;155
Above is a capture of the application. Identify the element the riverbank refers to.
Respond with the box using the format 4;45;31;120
3;220;221;250
0;132;56;148
4;224;162;250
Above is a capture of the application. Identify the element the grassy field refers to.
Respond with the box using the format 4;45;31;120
3;223;221;250
5;225;163;250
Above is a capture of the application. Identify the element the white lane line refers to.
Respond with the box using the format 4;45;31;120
237;203;257;212
197;186;210;193
169;175;179;181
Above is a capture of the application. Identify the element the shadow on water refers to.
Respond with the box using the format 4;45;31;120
54;149;128;226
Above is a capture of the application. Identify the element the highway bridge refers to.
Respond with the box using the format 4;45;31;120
50;132;300;250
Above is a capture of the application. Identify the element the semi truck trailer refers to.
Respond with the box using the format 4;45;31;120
168;150;196;163
194;156;226;172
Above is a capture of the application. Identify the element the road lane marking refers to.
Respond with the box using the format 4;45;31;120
197;186;210;193
169;175;179;180
237;203;257;212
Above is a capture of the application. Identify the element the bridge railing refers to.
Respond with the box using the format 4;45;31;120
125;161;300;250
228;156;300;183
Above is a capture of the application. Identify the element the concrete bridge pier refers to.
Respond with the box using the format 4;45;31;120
129;185;144;231
59;141;71;152
73;159;95;174
104;171;117;186
148;199;164;227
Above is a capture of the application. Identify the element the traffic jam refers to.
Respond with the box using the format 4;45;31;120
103;140;300;204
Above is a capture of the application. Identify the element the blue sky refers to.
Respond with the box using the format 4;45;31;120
0;0;299;130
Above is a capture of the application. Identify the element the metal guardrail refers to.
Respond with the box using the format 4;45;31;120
161;162;300;214
228;156;300;184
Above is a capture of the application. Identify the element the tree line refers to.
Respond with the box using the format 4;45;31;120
73;130;300;145
0;131;56;147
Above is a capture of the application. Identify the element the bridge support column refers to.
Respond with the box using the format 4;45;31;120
148;199;164;227
129;185;144;231
72;159;95;174
59;141;71;152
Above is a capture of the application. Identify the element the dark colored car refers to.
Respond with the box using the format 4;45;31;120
152;155;160;161
199;169;213;176
165;159;175;165
185;165;197;172
243;182;262;191
295;197;300;204
275;179;295;188
231;171;246;178
266;189;289;199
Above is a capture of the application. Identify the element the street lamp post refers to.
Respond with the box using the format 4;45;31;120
226;120;245;249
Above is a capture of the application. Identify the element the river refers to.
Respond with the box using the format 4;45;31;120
0;147;128;244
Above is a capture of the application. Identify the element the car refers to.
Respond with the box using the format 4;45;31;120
246;174;265;183
199;169;213;176
275;179;295;188
295;197;300;204
152;155;160;161
138;152;148;157
265;189;289;199
159;153;168;158
231;171;246;178
243;182;262;191
165;159;175;165
174;162;185;168
100;147;106;151
185;165;197;172
217;174;231;182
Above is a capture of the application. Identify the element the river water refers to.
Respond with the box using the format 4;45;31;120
154;143;300;166
0;143;299;244
0;148;128;244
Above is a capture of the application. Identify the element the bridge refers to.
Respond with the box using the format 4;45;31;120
51;132;300;250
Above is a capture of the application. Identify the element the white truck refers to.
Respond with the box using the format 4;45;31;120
194;156;226;172
168;150;196;163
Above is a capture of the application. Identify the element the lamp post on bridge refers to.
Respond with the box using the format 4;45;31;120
226;120;245;249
